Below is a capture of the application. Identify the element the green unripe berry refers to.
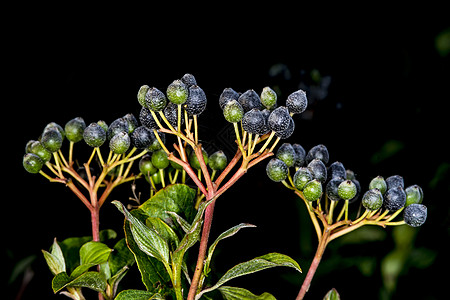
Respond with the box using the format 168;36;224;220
30;141;52;162
139;154;158;176
147;130;166;152
65;117;86;143
123;113;138;134
23;153;44;174
167;79;188;105
260;86;277;109
83;122;106;147
362;188;384;211
170;159;184;170
293;167;313;190
276;143;297;168
137;85;150;107
152;149;169;169
44;122;65;141
146;171;162;185
109;131;130;154
223;100;244;123
326;177;345;201
25;140;36;153
146;87;167;112
369;176;387;194
189;148;208;170
266;158;288;182
303;179;323;202
97;120;108;133
41;128;63;152
208;150;227;171
405;185;424;207
338;180;357;201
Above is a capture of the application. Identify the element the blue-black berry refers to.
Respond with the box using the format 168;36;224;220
404;203;427;227
268;106;291;132
384;186;406;211
83;122;107;148
306;144;329;165
131;126;153;149
308;158;327;183
326;177;345;201
219;87;240;110
286;89;307;114
292;144;306;167
242;109;266;135
328;161;346;180
185;85;207;116
145;87;167;112
238;89;262;112
386;175;404;190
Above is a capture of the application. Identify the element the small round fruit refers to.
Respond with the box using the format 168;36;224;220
306;144;329;164
260;86;277;109
308;158;327;183
326;177;345;201
41;128;63;152
145;87;167;112
83;122;106;147
167;79;188;105
404;203;427;227
123;113;138;134
405;185;424;207
65;117;86;143
292;144;306;167
386;175;404;190
286;89;308;114
147;130;166;152
266;158;288;182
29;141;52;162
152;149;170;169
181;73;197;87
150;170;162;185
140;106;159;130
185;85;207;116
276;143;297;168
384;186;406;211
109;131;130;154
139;155;158;176
131;126;153;149
219;87;240;110
107;118;129;140
223;100;244;123
44;122;65;141
328;161;346;180
293;167;313;190
97;120;108;133
362;189;384;211
208;150;227;171
238;89;262;112
137;85;150;107
23;153;44;174
369;176;388;194
275;117;295;139
189;148;208;170
242;109;266;135
268;106;291;132
164;102;184;129
338;180;357;201
303;179;323;202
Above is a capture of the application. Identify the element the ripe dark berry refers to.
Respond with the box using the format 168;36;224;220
123;113;138;134
328;161;346;180
268;106;291;132
292;144;306;167
41;128;63;152
167;79;188;105
338;180;357;201
308;158;327;183
266;158;288;182
386;175;404;190
286;89;308;114
23;153;44;174
185;85;207;116
139;154;157;176
145;87;167;112
306;144;329;165
260;86;277;110
405;185;424;207
238;89;262;112
384;186;406;211
131;126;153;149
44;122;65;141
65;117;86;143
208;150;227;171
181;73;197;87
242;109;266;135
293;167;313;190
83;122;107;148
140;106;159;130
349;178;361;203
276;143;297;168
362;189;384;211
275;117;295;139
29;141;52;162
404;203;427;227
369;176;388;194
189;148;209;170
137;85;150;107
147;130;166;152
219;87;240;110
107;118;129;140
223;100;244;123
326;177;345;201
303;179;323;202
259;109;271;135
152;149;170;169
164;102;184;129
109;131;130;154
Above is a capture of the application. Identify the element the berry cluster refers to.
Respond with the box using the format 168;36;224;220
267;143;427;234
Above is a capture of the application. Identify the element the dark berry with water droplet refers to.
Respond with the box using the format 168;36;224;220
386;175;404;190
83;122;106;147
268;106;291;132
306;144;329;164
164;102;184;129
404;203;427;227
308;158;327;183
275;117;295;139
292;144;306;167
131;126;153;149
242;109;265;135
185;85;207;116
145;87;167;112
238;89;262;112
140;106;159;130
107;118;129;140
181;73;197;87
123;113;138;134
286;89;308;114
219;87;240;110
384;186;406;211
328;161;346;180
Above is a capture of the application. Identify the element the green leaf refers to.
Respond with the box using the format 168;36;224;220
108;238;135;276
146;217;180;249
80;241;112;265
219;286;276;300
113;200;170;266
52;272;71;293
139;184;197;224
42;238;66;275
197;253;301;298
67;271;107;293
115;289;164;300
108;266;129;299
323;288;340;300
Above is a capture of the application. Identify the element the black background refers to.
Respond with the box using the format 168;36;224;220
5;5;450;300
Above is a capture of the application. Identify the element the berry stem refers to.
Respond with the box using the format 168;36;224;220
327;200;337;224
258;131;275;154
233;122;246;159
